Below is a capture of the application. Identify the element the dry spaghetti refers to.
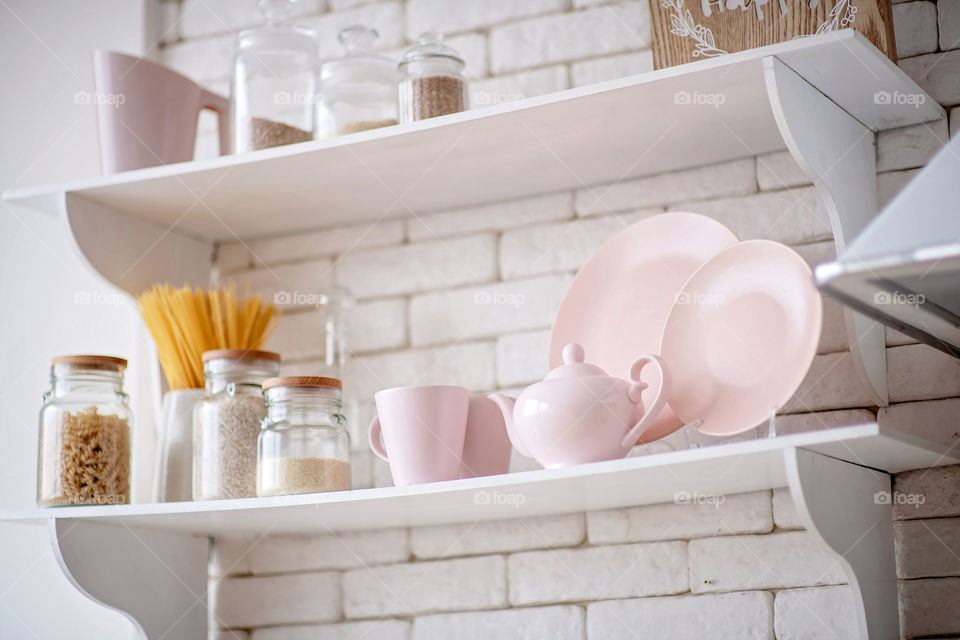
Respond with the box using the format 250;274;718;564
138;284;277;389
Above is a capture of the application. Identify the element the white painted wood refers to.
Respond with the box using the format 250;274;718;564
785;448;898;639
4;425;954;537
764;56;889;406
50;519;208;640
64;193;213;295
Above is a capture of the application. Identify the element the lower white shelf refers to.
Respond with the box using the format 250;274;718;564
3;423;955;537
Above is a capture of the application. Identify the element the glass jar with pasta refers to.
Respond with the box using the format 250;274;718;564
38;355;133;507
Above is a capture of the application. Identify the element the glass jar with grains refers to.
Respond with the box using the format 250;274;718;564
398;32;467;123
257;376;350;497
319;25;398;137
38;355;132;507
194;349;281;500
233;0;319;152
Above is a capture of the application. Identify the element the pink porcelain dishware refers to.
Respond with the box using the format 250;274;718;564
93;50;230;173
368;385;511;485
549;213;738;444
488;343;670;468
459;396;512;479
659;239;822;436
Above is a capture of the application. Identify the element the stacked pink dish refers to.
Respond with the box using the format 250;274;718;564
549;212;822;442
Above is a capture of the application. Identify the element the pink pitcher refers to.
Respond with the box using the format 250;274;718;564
92;50;230;173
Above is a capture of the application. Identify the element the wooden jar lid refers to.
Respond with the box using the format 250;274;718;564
262;376;342;391
51;355;128;370
202;349;281;362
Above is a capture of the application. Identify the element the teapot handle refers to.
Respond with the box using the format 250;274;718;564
620;354;670;449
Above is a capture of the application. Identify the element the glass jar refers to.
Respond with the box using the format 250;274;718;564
257;376;350;496
38;355;132;506
319;25;398;137
193;349;281;500
233;0;319;153
398;32;467;123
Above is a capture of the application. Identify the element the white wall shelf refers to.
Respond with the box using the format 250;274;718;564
2;423;953;535
3;424;958;640
2;31;942;289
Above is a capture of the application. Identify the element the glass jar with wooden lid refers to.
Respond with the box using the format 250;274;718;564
257;376;350;497
193;349;281;500
38;355;132;506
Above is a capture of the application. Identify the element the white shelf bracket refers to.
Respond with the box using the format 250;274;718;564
764;56;888;406
785;448;898;639
49;519;208;640
62;193;213;295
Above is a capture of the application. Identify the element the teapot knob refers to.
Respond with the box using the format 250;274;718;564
562;343;585;364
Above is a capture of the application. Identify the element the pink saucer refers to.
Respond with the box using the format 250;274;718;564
659;240;823;436
549;213;739;443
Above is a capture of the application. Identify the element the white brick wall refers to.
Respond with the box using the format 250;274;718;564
414;605;583;640
587;591;773;639
774;586;857;640
252;620;409;640
343;555;507;616
156;2;960;637
688;532;847;592
411;514;585;559
508;541;688;604
587;491;773;544
214;572;340;627
489;3;651;74
335;234;497;298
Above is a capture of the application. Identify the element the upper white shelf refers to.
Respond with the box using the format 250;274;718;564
3;424;956;537
3;31;942;241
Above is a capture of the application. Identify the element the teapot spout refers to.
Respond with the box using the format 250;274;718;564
486;393;532;459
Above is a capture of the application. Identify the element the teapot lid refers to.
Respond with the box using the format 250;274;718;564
544;344;608;380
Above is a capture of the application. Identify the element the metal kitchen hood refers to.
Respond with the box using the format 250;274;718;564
816;131;960;358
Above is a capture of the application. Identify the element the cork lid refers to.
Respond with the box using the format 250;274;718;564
51;355;128;370
262;376;342;391
202;349;281;363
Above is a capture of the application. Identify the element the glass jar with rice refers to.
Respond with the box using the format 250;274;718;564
193;349;281;500
257;376;350;497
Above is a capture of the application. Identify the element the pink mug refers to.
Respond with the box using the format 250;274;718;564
460;396;511;479
369;386;511;486
92;50;230;173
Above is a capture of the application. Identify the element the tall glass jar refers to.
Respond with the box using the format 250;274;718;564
193;349;281;500
257;377;350;496
233;0;319;153
319;25;398;137
398;33;467;123
38;355;132;506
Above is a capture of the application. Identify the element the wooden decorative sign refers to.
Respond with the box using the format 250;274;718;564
648;0;897;69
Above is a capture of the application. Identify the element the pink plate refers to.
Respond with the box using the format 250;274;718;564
659;240;822;436
549;212;739;443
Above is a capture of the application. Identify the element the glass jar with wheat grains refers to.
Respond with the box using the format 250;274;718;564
38;355;132;506
193;350;281;500
257;376;350;496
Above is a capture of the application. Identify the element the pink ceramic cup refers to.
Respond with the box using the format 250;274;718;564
459;396;511;479
369;385;470;486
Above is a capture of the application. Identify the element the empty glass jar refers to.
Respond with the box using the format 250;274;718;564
233;0;319;152
398;32;467;123
319;25;398;137
257;376;350;497
194;349;281;500
38;355;132;506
